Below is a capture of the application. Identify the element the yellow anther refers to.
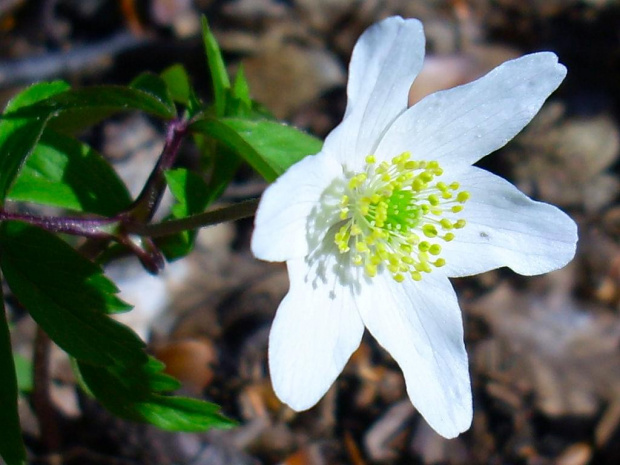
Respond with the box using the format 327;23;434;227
457;191;470;203
412;178;425;191
443;233;455;242
365;264;377;277
420;172;433;183
440;219;453;230
356;241;369;253
333;154;467;283
422;224;438;238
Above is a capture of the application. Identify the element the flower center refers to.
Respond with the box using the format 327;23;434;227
334;152;469;282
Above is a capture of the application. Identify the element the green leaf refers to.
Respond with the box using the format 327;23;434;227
190;118;323;181
224;66;254;117
0;81;70;205
201;16;230;117
13;85;178;134
13;353;33;393
160;168;215;259
7;130;132;215
130;72;176;116
76;357;235;432
232;65;251;105
0;222;143;369
161;64;191;105
0;287;27;465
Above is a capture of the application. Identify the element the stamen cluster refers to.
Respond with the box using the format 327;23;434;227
334;152;469;282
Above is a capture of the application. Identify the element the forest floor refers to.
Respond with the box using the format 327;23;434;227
2;0;620;464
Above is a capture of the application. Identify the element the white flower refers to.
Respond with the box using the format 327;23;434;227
251;16;577;438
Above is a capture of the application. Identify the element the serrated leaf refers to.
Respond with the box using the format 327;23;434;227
202;16;230;117
190;118;322;181
13;85;178;134
0;287;27;465
7;130;132;215
0;222;143;369
160;168;215;259
0;81;70;205
130;72;175;116
76;357;234;432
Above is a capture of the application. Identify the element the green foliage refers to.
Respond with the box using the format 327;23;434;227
21;84;178;134
161;64;202;116
0;16;328;462
0;222;141;366
191;118;323;181
160;168;214;259
129;72;176;115
0;288;27;465
0;81;70;205
202;16;230;117
161;64;192;105
7;129;132;215
76;357;234;431
0;222;233;433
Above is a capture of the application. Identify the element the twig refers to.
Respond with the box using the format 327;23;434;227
0;32;146;88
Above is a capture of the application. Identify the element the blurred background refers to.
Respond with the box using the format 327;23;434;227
2;0;620;464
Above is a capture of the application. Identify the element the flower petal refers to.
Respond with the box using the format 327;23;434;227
251;151;342;262
325;16;425;169
376;52;566;167
442;167;578;277
357;272;472;438
269;253;365;411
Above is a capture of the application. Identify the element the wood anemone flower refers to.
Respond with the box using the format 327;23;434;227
251;16;577;438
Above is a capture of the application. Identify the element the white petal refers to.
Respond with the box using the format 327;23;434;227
324;16;425;170
251;151;342;262
357;272;472;439
376;52;566;167
269;251;365;411
442;167;578;277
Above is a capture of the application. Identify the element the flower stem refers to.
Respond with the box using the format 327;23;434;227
125;198;259;237
128;117;188;222
0;210;118;238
